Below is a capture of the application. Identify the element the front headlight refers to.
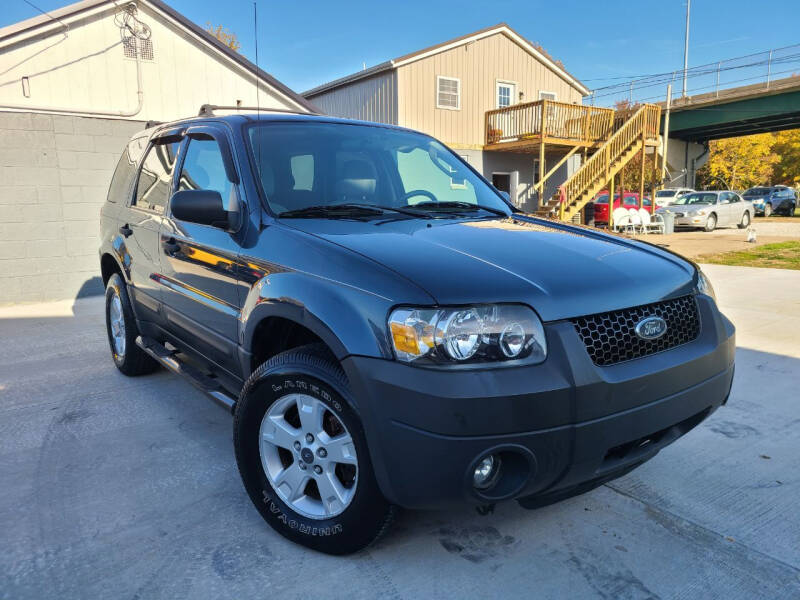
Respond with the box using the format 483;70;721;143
695;209;707;216
696;269;716;302
388;304;547;365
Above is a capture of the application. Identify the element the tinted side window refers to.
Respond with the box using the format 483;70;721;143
107;136;147;203
134;141;180;213
177;138;234;208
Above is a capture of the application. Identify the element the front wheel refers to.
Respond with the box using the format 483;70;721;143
738;211;751;229
234;345;394;554
104;273;159;376
704;213;717;232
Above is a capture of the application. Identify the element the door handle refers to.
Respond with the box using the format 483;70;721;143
163;238;180;255
119;224;133;238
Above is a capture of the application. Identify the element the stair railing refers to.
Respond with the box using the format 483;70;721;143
557;104;661;219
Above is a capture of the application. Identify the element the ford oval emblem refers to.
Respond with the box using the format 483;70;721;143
635;316;667;340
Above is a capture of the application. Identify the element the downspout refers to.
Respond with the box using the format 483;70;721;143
0;5;144;119
690;141;709;189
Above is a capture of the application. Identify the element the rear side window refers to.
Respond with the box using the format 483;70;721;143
133;141;180;213
107;137;147;203
177;138;234;208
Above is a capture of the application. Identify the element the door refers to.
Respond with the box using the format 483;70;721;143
492;173;511;194
496;81;517;137
158;129;245;374
122;137;180;322
717;192;735;226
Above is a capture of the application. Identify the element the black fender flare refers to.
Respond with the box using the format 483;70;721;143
238;272;394;380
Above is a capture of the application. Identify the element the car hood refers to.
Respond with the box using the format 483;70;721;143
659;204;709;213
283;215;697;321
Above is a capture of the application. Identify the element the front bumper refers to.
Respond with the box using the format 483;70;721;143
672;213;708;227
343;295;735;509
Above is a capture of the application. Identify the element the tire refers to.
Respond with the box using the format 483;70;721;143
104;273;159;376
704;213;717;232
234;344;394;555
764;203;772;217
738;211;751;229
788;204;796;217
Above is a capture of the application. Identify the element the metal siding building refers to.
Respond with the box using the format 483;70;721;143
304;24;588;212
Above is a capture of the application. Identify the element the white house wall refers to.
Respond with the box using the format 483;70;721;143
0;3;297;121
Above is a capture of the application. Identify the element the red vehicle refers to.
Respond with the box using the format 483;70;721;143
593;191;654;225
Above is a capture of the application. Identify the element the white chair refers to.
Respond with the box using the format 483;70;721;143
627;208;643;233
612;207;633;233
638;208;665;234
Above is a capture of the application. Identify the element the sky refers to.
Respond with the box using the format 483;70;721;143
3;0;800;103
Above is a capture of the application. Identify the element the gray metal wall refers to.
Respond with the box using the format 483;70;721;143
0;111;144;304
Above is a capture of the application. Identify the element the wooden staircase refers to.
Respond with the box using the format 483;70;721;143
535;104;661;221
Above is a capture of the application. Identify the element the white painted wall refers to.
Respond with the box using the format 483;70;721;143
0;2;302;122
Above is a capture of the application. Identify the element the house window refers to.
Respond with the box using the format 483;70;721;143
539;91;557;101
496;81;516;108
436;76;460;110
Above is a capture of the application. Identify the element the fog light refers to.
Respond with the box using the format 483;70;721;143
473;454;501;490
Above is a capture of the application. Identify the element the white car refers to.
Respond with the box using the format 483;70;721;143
654;188;695;208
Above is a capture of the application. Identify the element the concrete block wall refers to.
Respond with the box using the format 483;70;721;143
0;112;144;304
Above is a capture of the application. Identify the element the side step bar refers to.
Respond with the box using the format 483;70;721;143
136;336;237;414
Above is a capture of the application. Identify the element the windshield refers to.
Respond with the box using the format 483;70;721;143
656;190;676;197
673;193;718;205
245;122;510;217
744;187;771;196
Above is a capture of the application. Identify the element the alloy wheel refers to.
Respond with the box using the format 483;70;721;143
108;291;126;358
259;393;358;519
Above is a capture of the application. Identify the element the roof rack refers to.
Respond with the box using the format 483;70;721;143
198;104;319;117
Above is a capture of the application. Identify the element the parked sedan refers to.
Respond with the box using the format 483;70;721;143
654;187;694;208
656;191;754;231
742;185;797;217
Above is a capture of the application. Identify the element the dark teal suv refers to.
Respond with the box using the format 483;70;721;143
99;111;736;554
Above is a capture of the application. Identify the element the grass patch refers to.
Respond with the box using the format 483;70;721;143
699;241;800;270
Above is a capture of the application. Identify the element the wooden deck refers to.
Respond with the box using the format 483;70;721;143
484;100;615;151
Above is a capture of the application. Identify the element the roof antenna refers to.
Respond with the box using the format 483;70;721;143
253;1;260;121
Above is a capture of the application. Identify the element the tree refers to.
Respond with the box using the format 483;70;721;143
205;23;240;52
772;129;800;186
696;133;779;190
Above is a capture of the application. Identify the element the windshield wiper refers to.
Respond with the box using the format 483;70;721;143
278;204;387;219
410;201;510;218
334;203;433;219
279;203;434;220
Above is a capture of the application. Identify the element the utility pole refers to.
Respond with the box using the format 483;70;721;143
682;0;690;97
662;84;672;185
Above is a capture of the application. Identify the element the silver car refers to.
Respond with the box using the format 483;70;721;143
656;190;754;231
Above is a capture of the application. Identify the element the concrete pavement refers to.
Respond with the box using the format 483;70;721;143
1;264;799;599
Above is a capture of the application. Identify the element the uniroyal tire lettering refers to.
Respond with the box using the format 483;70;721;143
261;488;343;536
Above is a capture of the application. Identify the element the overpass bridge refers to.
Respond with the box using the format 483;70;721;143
667;74;800;141
662;75;800;186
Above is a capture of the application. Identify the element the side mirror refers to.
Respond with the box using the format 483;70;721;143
496;190;511;202
170;190;236;230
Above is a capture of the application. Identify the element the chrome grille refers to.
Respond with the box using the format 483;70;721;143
571;295;700;366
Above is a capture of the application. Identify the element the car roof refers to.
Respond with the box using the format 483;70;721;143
147;112;420;139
